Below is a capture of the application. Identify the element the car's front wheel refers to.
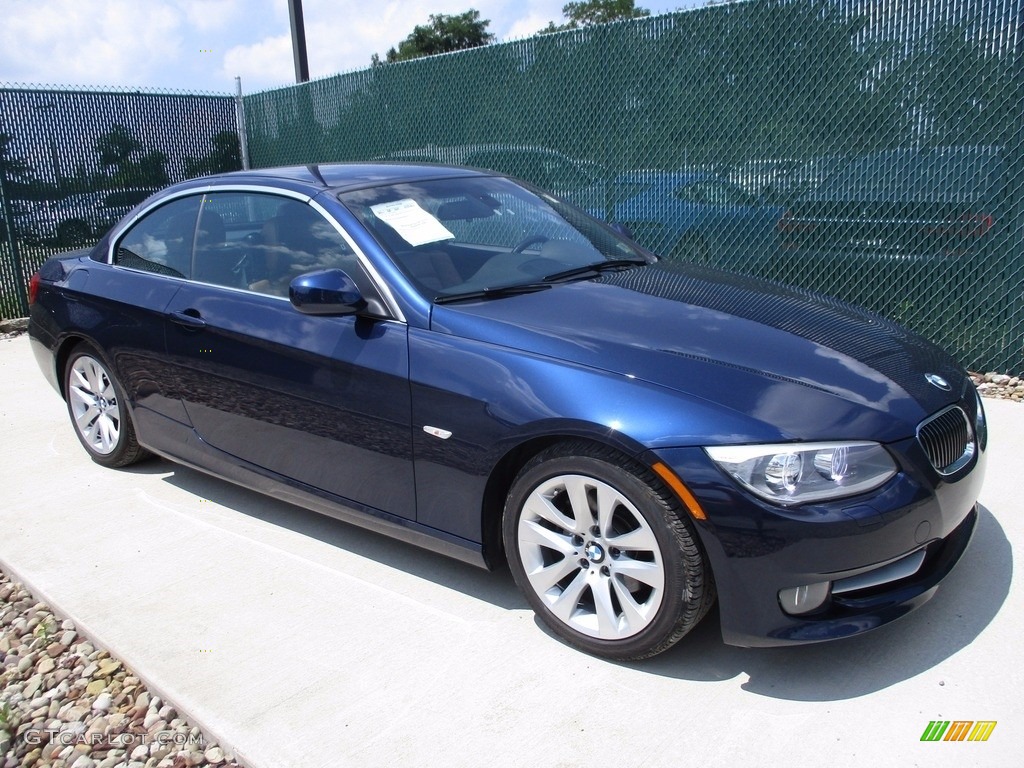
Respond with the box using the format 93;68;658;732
503;442;714;660
64;345;148;468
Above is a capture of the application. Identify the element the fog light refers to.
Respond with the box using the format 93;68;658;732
778;581;830;615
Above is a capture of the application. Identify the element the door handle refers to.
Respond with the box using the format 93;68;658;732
169;309;207;329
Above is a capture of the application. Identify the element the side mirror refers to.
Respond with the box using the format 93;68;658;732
289;269;367;315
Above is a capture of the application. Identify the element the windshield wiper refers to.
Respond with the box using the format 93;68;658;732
433;258;648;305
433;282;553;305
542;258;649;283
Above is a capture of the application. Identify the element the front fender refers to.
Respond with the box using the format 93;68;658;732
408;326;781;544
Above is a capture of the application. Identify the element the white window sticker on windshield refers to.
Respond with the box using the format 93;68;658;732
370;199;455;247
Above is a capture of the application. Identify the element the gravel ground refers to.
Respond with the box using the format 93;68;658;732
0;569;242;768
971;371;1024;401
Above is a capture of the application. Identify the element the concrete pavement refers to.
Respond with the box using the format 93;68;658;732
1;333;1021;767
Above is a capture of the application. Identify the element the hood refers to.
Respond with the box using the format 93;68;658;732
429;263;967;444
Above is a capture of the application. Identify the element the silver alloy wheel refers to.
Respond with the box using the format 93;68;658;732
516;473;666;640
68;354;121;455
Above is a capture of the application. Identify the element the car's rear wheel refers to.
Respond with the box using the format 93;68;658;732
64;345;148;468
503;442;714;660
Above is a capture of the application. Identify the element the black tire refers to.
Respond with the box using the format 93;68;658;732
63;344;149;468
503;441;714;660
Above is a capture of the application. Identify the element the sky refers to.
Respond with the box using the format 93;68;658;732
0;0;701;95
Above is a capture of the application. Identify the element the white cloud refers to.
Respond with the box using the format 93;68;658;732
0;0;183;86
179;0;245;33
222;34;294;91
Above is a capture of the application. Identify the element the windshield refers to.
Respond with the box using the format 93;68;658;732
338;175;649;299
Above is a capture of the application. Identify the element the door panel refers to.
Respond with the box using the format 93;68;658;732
74;266;188;424
164;284;415;519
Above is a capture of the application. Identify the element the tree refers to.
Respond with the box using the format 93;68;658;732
185;131;243;178
540;0;650;33
94;125;142;172
94;125;169;187
373;10;494;64
0;134;32;180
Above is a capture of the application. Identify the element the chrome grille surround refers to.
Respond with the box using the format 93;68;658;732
917;405;975;475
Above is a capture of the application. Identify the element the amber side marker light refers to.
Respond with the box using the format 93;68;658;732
652;462;707;520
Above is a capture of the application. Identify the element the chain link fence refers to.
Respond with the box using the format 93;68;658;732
0;85;240;317
245;0;1023;372
1;0;1021;372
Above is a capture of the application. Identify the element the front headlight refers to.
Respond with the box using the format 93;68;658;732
705;441;897;505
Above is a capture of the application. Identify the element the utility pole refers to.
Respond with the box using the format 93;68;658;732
288;0;310;83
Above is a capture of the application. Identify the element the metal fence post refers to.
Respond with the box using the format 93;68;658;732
0;164;28;317
235;77;251;170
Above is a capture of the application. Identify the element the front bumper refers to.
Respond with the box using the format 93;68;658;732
652;430;985;647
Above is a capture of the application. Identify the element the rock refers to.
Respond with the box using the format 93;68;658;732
62;630;78;646
65;705;90;721
46;642;67;658
98;659;122;676
86;680;107;696
203;746;226;765
0;316;28;333
23;674;43;698
93;692;114;712
149;744;172;761
37;657;56;675
131;744;150;761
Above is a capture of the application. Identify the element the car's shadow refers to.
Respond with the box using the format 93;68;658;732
151;459;524;610
150;459;1010;702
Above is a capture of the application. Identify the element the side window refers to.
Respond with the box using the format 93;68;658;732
115;196;201;278
192;192;378;301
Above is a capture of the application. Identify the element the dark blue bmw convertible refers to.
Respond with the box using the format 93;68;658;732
28;163;986;659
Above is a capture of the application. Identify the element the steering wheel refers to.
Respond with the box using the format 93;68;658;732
512;234;550;253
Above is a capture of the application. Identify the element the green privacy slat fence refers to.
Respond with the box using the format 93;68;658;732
244;0;1024;373
0;85;238;318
